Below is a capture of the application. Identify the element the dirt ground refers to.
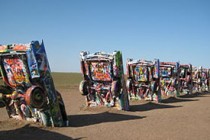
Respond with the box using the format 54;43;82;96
1;88;210;140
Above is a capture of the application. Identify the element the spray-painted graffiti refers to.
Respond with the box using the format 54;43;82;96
160;62;180;97
90;62;112;81
179;64;193;95
0;41;68;127
3;58;29;86
79;51;129;110
134;66;148;82
126;59;161;102
26;50;40;79
192;67;209;92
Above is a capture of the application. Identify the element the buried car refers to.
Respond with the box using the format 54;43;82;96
201;68;210;92
192;66;202;92
126;59;161;102
0;41;68;127
192;66;209;92
79;51;129;110
160;62;180;97
179;64;193;95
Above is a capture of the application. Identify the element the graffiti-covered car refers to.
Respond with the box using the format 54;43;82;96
0;41;68;127
126;59;161;102
197;67;210;92
199;67;209;92
79;51;129;110
160;62;180;97
192;67;201;92
179;64;193;94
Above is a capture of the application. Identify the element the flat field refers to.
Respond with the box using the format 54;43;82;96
1;73;210;140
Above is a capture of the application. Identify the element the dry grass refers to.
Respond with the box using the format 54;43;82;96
51;72;83;89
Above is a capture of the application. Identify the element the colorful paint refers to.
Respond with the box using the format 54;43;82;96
134;66;148;82
26;49;40;79
90;62;112;81
192;67;209;92
3;57;30;87
31;41;66;126
0;41;68;127
79;51;129;110
160;62;180;97
126;59;161;102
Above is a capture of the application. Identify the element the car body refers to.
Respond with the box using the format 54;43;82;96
192;67;201;92
79;51;129;110
160;62;180;97
126;59;161;102
192;67;209;92
0;41;68;127
179;64;193;94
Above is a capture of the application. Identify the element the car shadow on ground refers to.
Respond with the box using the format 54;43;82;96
129;102;182;112
161;96;199;104
68;111;145;127
0;124;80;140
179;92;210;99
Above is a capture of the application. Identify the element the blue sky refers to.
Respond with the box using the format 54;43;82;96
0;0;209;72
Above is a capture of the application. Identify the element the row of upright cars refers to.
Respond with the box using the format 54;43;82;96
79;51;210;110
0;40;209;127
